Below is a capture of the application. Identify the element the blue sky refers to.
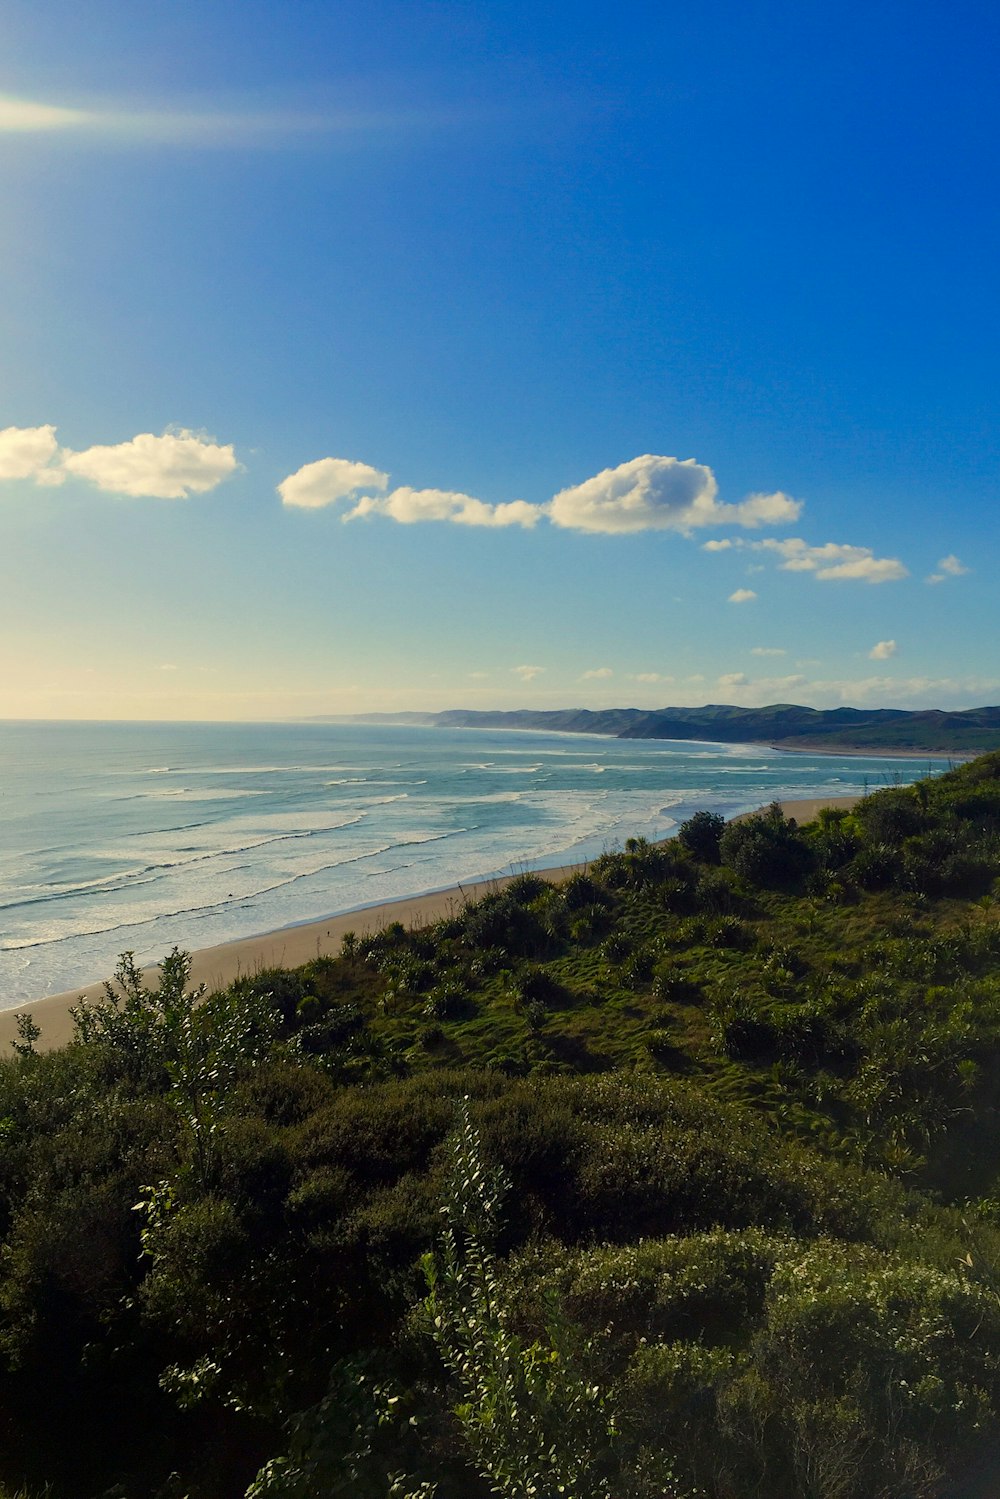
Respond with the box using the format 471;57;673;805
1;0;997;719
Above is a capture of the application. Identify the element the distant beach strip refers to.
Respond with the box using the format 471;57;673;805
0;793;860;1054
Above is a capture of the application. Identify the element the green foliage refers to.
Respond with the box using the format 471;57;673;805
245;1357;437;1499
720;804;815;888
414;1103;677;1499
678;809;726;863
10;756;1000;1495
10;1013;41;1060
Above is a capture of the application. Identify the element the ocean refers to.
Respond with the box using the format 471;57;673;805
0;719;949;1005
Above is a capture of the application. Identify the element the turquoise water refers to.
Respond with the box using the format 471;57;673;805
0;720;949;1004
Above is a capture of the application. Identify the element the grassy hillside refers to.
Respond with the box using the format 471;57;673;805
433;702;1000;753
4;755;1000;1495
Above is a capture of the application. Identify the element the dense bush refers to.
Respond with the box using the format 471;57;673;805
6;755;1000;1495
720;805;815;888
678;809;726;863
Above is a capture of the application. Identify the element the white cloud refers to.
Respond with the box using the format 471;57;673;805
729;588;757;603
350;487;540;528
547;455;801;535
736;491;802;527
581;667;613;679
279;457;388;509
796;674;1000;708
63;429;238;499
276;450;804;539
869;639;898;660
718;672;749;688
654;669;1000;711
630;672;674;684
279;457;539;527
927;553;970;584
755;538;908;583
751;646;786;657
0;425;65;485
512;664;545;682
702;538;732;552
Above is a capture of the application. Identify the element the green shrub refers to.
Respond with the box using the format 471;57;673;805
422;983;470;1021
677;810;726;864
720;807;814;889
563;872;609;911
855;787;926;845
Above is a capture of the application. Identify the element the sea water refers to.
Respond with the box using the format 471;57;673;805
0;719;949;1005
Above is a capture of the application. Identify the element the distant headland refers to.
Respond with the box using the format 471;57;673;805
308;703;1000;756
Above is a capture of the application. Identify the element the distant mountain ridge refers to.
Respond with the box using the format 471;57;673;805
428;703;1000;753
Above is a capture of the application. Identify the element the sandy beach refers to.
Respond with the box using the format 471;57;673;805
0;794;860;1054
768;743;970;760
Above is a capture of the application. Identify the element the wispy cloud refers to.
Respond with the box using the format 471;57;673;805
629;672;674;684
795;675;1000;709
754;537;907;583
581;667;613;679
716;671;807;698
750;646;786;656
0;92;419;147
348;488;540;528
926;554;971;584
512;664;545;682
0;97;90;132
729;588;757;603
869;639;898;660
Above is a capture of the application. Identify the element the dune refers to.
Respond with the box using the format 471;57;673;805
0;795;860;1053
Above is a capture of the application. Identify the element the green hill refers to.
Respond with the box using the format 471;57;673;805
5;755;1000;1495
433;702;1000;753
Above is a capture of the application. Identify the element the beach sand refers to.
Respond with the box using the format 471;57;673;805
0;794;860;1054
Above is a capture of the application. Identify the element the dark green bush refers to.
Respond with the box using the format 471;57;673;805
562;872;608;911
678;809;726;864
855;787;927;845
720;807;815;888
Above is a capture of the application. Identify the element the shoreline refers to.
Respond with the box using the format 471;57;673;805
766;742;969;760
444;725;971;760
0;794;860;1054
343;717;976;760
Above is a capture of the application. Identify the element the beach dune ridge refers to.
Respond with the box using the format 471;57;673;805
0;794;858;1053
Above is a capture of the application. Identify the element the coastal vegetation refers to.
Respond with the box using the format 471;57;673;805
4;755;1000;1494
